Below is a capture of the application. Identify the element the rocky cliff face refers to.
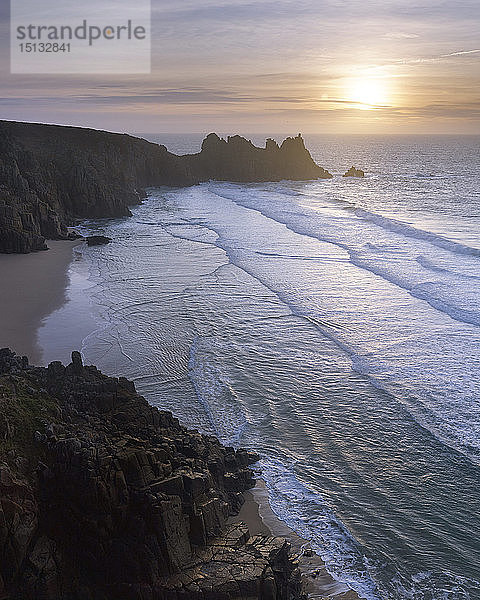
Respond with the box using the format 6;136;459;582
0;121;194;253
0;120;332;253
0;348;305;600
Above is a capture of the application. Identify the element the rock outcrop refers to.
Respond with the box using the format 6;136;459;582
343;166;364;178
188;133;332;183
0;120;332;253
86;235;112;246
0;348;305;600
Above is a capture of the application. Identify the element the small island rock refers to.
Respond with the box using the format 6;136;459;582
343;166;365;177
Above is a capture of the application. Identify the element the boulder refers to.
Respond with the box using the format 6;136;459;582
86;235;111;246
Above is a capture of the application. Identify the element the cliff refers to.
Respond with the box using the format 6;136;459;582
0;120;332;253
0;121;195;253
0;348;305;600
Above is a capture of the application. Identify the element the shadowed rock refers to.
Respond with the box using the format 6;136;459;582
86;235;111;246
0;348;304;599
343;166;364;177
188;132;332;183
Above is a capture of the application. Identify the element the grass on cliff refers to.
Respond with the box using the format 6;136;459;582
0;374;59;470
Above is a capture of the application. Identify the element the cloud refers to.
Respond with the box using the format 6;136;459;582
397;48;480;65
440;49;480;57
382;32;419;39
0;90;382;108
1;0;479;132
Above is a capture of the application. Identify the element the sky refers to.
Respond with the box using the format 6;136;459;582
1;0;479;135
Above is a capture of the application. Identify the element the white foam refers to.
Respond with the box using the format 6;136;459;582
169;182;480;464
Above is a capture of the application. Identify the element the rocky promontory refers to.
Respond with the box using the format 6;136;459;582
188;133;332;183
0;348;305;600
0;120;332;253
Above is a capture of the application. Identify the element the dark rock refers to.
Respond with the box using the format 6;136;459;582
0;348;305;599
66;229;82;240
236;448;261;466
189;132;332;183
70;350;84;374
86;235;112;246
343;166;364;177
158;526;305;599
0;121;194;254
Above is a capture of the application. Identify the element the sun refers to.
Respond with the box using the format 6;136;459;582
347;78;389;110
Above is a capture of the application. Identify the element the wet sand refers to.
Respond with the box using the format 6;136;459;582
232;479;360;599
0;240;80;363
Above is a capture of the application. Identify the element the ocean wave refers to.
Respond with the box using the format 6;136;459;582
416;255;480;281
354;208;480;258
259;458;478;600
167;184;480;464
349;251;480;327
209;184;480;329
188;336;249;445
258;457;383;600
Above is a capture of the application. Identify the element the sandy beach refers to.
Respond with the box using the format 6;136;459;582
232;479;359;600
0;240;80;363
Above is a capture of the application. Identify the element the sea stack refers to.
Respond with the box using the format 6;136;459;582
343;166;365;177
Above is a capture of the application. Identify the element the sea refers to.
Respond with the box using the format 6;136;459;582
39;134;480;600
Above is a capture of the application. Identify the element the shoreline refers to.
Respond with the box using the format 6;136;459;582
232;479;360;599
0;239;80;363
